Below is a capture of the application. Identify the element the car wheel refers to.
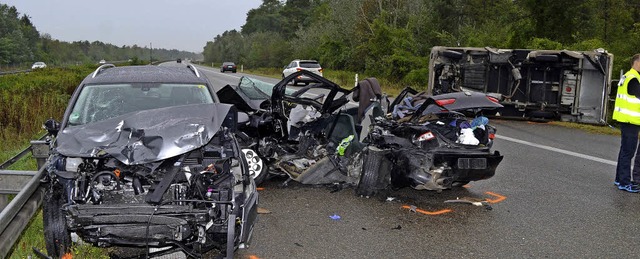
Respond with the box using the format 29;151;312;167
43;183;71;257
242;149;267;185
356;147;391;197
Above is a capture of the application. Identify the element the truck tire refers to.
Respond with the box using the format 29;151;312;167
43;183;71;257
356;147;391;197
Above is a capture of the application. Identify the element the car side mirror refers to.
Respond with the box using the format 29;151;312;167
43;118;60;136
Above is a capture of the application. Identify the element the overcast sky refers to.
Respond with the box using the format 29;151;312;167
2;0;263;53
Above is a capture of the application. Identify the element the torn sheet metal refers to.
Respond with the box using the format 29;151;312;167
55;103;233;165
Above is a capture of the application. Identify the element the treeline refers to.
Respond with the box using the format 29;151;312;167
0;3;200;70
204;0;640;86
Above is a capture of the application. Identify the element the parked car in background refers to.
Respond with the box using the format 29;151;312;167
282;59;323;85
221;62;237;73
177;58;182;63
31;62;47;69
98;59;106;64
41;64;258;258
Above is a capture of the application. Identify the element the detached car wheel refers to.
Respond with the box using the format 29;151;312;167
43;183;71;257
242;149;267;185
356;147;391;197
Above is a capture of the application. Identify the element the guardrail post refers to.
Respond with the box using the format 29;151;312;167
29;140;49;170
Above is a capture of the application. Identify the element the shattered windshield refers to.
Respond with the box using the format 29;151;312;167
238;76;295;99
238;77;274;99
68;83;214;126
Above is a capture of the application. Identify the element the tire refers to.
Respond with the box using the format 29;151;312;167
43;183;71;257
242;149;268;185
356;147;391;197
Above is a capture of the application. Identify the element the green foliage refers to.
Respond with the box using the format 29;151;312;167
402;68;430;88
0;65;95;155
525;38;564;50
204;0;638;89
567;38;607;51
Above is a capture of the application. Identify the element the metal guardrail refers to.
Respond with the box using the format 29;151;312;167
0;139;50;258
0;135;48;170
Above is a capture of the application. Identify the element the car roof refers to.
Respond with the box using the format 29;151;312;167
293;59;319;63
81;65;209;85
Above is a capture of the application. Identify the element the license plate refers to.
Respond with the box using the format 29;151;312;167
457;158;487;169
228;66;233;68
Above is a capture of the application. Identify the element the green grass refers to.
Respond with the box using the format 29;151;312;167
550;121;620;136
1;64;111;258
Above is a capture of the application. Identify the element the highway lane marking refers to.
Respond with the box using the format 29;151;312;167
401;205;452;215
194;65;244;79
495;135;617;166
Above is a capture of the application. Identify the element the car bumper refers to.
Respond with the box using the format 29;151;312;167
294;74;323;82
66;204;209;245
435;150;503;182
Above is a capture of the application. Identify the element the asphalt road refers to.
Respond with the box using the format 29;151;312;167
182;62;639;258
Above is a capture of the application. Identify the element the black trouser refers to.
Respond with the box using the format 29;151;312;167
616;122;640;185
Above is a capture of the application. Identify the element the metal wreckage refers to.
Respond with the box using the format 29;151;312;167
218;70;504;196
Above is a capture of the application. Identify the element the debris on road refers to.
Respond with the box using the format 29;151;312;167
444;197;493;210
258;207;272;214
329;214;341;220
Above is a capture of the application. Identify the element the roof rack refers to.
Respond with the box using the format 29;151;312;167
92;64;116;78
187;64;200;78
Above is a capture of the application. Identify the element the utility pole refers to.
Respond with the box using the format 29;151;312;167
149;42;152;64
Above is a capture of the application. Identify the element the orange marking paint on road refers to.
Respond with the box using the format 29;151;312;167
462;184;471;188
401;205;452;215
248;255;261;259
256;187;265;191
485;191;506;203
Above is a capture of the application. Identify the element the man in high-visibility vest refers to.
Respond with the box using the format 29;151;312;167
614;54;640;193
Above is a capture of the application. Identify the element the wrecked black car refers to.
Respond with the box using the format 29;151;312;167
217;70;503;197
355;87;505;196
42;65;258;258
217;70;367;186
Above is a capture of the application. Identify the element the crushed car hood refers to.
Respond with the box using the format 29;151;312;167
56;103;232;165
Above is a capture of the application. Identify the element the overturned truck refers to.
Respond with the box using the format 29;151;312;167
428;46;614;125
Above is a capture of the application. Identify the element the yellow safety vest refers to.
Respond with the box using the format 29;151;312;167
613;69;640;125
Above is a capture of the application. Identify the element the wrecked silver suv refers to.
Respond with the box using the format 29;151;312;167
42;65;258;258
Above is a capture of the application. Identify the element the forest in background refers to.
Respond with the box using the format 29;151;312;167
0;3;200;70
203;0;640;86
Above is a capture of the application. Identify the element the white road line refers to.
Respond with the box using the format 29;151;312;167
196;66;243;79
496;135;617;166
